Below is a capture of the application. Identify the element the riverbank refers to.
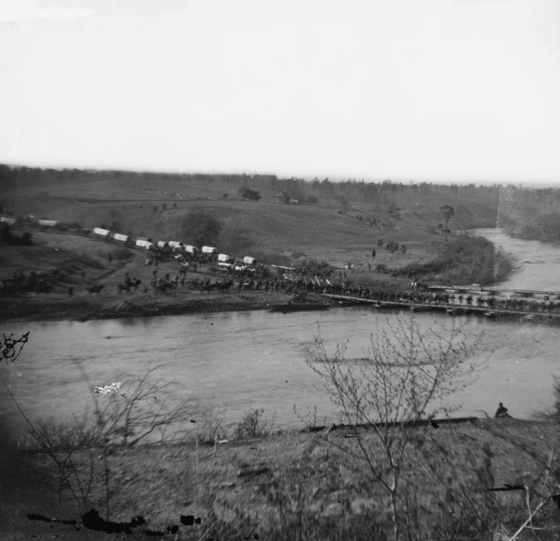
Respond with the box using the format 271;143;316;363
0;289;300;323
0;226;523;325
3;418;559;540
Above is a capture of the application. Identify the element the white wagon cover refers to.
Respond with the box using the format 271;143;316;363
201;246;217;254
136;238;151;248
93;227;110;237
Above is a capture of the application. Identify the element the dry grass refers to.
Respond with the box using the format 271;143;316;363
23;419;560;540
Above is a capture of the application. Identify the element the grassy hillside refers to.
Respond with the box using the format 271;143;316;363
5;419;560;540
1;166;500;272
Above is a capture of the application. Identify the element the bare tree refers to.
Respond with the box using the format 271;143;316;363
1;335;194;518
307;314;483;540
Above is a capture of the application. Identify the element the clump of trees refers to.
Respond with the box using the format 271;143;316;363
395;233;515;285
219;223;254;255
499;185;560;244
181;206;223;248
238;186;262;202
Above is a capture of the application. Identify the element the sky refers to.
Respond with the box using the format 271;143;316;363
0;0;559;184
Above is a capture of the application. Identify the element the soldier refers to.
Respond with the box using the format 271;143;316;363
495;402;511;418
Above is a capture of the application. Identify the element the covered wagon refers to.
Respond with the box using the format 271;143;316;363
113;233;128;243
37;219;58;227
93;227;110;238
135;237;152;249
218;253;233;263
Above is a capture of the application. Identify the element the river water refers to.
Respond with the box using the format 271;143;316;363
475;228;560;291
1;229;559;439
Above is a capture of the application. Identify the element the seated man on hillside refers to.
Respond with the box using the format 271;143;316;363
495;402;511;419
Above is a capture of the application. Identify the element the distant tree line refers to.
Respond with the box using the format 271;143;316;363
498;185;560;244
0;163;521;227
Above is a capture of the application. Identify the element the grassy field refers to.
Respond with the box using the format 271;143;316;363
0;170;509;324
3;417;560;540
3;170;499;267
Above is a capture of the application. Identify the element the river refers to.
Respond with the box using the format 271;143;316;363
475;228;560;291
1;229;559;440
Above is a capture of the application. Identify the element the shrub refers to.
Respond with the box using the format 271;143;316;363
181;206;223;247
293;404;324;431
0;223;33;246
6;359;194;516
21;231;33;244
396;233;515;285
231;408;273;441
307;314;484;540
238;187;261;202
193;401;229;443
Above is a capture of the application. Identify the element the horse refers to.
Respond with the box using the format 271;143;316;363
118;277;141;294
87;284;105;295
200;282;216;294
215;279;234;293
152;281;174;295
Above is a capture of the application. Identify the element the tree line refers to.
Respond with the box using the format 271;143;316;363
1;163;503;210
498;184;560;244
